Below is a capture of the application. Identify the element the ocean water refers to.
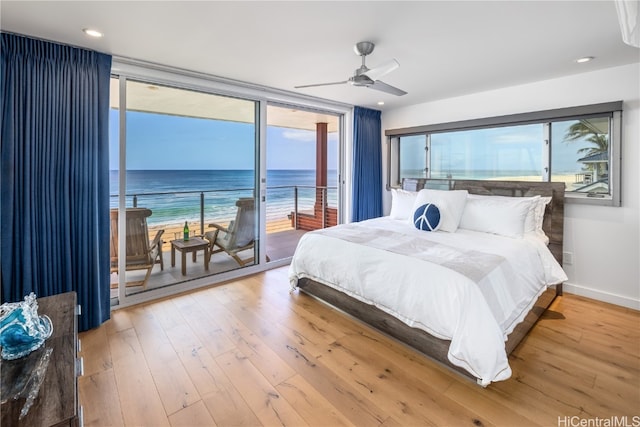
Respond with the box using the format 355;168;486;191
110;169;338;226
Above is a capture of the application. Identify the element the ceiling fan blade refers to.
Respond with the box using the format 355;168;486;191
369;80;407;96
294;81;348;89
362;59;399;81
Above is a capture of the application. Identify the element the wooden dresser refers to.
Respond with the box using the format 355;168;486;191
1;292;82;427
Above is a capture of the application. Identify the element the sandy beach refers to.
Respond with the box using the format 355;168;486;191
487;173;579;185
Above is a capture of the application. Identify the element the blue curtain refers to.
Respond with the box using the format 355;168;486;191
352;106;383;222
1;33;112;331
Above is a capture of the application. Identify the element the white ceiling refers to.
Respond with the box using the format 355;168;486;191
1;1;639;112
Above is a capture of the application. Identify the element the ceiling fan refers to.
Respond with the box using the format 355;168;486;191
295;41;407;96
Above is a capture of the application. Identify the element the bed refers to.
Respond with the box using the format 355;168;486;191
289;179;567;386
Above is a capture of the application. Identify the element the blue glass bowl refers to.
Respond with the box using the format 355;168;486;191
0;294;53;360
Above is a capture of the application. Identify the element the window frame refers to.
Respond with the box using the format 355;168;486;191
386;101;623;206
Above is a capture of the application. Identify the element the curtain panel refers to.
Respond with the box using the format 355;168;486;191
351;106;383;222
1;33;112;331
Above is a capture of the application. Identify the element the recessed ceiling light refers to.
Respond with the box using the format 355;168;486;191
575;56;594;63
377;101;385;106
83;28;103;38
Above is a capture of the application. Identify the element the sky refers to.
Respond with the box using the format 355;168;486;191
109;110;338;170
111;110;601;175
401;121;602;175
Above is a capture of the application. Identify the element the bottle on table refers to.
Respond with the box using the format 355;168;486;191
183;221;189;241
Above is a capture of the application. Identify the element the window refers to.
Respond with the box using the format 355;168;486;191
400;135;428;178
430;124;543;181
387;102;622;206
551;116;612;196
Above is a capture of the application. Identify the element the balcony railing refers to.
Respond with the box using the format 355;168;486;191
110;185;338;235
109;185;339;294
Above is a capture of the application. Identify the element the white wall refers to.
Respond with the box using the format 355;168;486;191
381;63;640;309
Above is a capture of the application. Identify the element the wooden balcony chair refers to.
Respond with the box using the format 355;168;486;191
203;198;256;267
110;208;164;288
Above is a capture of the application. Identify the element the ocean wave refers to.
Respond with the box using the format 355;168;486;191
109;169;337;227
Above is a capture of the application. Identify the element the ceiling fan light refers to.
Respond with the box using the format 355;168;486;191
351;74;374;87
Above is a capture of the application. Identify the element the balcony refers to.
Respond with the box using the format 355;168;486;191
110;184;337;295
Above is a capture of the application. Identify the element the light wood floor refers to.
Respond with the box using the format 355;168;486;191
79;266;640;426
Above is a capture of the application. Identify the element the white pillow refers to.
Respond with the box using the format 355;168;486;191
523;195;542;233
412;189;468;232
389;189;418;220
531;196;552;242
535;196;552;231
459;194;536;238
524;196;552;237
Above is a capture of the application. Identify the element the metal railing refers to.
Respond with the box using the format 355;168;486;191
110;185;337;234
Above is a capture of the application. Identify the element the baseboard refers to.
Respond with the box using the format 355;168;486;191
562;282;640;311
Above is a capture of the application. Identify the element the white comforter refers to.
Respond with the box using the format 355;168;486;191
288;217;567;386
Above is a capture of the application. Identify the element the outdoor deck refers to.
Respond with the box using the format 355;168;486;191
111;228;306;296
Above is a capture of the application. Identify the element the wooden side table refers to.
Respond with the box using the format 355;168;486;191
1;292;81;427
170;237;210;275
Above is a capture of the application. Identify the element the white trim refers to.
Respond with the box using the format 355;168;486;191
542;123;550;181
258;100;268;265
563;282;640;310
112;57;352;114
117;76;127;303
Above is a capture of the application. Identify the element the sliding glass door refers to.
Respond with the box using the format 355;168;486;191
108;66;348;307
109;77;258;301
264;104;341;262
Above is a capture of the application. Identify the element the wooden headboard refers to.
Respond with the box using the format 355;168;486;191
402;179;565;265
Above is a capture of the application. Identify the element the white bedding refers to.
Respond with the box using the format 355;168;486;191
288;216;567;386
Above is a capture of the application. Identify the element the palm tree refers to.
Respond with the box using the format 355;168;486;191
564;119;609;182
563;120;608;156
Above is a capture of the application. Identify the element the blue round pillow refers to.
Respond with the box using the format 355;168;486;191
413;203;441;231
